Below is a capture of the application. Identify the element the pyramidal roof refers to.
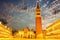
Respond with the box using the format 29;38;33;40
36;0;40;9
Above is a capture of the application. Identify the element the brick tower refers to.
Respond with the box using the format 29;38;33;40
36;0;43;38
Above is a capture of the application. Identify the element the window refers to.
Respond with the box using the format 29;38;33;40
37;13;40;15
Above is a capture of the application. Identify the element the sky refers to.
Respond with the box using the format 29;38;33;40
0;0;60;31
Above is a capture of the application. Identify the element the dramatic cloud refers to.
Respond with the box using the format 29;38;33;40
0;0;60;31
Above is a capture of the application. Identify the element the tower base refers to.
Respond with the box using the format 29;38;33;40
36;33;43;38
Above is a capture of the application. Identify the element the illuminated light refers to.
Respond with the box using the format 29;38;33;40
5;26;7;28
46;34;60;39
19;31;24;35
14;30;25;38
0;22;2;24
47;22;60;31
0;38;13;40
0;31;12;35
0;22;12;38
0;29;11;35
47;29;60;35
0;33;12;37
26;31;35;38
0;23;5;28
28;31;34;34
36;33;43;38
46;19;60;30
0;27;12;35
0;30;12;38
0;23;11;33
7;28;12;32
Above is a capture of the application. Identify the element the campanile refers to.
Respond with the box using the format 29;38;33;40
36;0;43;38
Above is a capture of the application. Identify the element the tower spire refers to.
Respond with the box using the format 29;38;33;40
36;0;41;17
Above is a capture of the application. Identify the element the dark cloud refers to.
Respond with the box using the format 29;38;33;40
22;6;27;10
0;18;7;25
53;9;60;15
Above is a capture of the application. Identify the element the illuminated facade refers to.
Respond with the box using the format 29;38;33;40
46;19;60;38
14;30;24;38
14;27;35;38
0;22;12;38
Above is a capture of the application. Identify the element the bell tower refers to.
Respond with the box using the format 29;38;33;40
36;0;43;38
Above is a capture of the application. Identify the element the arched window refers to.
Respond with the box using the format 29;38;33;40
37;13;40;15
